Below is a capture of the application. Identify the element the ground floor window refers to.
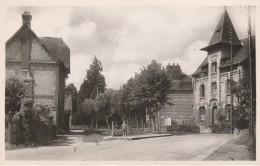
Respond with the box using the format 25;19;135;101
199;107;206;121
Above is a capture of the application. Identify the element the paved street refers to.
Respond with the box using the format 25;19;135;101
5;134;231;161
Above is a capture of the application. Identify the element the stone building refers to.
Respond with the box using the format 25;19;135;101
160;63;193;126
191;9;255;129
5;11;70;131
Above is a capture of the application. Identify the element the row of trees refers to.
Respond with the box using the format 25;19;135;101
77;56;172;131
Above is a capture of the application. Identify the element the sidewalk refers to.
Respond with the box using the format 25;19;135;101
104;133;172;141
204;130;256;161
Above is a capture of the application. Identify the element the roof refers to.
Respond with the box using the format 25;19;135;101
201;10;241;51
220;35;255;68
6;24;70;73
40;37;70;72
170;71;193;91
192;35;255;76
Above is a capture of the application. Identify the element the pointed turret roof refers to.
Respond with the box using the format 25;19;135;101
201;10;241;51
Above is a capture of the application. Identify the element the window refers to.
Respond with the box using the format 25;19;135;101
226;79;231;94
225;105;230;120
211;82;217;94
200;84;205;98
199;107;206;121
211;62;217;73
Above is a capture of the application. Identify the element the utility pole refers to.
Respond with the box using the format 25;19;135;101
247;6;253;137
229;28;233;134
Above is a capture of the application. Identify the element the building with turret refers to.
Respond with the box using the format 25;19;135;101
5;11;70;132
191;9;255;130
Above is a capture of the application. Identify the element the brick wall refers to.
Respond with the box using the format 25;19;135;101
161;91;194;126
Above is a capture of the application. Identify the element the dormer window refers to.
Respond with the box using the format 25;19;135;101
211;62;217;73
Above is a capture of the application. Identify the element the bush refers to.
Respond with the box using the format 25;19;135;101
13;100;54;146
165;124;200;134
211;124;230;134
5;78;26;114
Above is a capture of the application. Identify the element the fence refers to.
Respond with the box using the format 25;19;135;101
112;122;153;136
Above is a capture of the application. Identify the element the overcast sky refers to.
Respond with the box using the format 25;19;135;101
5;6;255;90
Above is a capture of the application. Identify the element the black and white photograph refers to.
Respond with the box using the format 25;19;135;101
1;1;258;163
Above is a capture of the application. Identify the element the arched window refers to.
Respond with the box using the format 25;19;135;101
211;82;217;94
211;62;217;73
200;84;205;97
199;107;206;121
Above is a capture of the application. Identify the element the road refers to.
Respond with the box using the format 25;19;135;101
5;134;231;161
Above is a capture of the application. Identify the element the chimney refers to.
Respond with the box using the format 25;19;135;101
22;11;32;28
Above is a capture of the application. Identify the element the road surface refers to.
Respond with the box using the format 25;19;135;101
5;134;231;161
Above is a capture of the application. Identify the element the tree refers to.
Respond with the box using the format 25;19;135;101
5;78;27;114
119;60;171;131
136;60;171;131
231;75;250;129
77;56;106;112
82;99;95;128
95;89;116;129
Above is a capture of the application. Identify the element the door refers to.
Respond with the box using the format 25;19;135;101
212;106;217;125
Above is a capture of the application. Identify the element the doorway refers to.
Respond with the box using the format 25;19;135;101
212;106;217;125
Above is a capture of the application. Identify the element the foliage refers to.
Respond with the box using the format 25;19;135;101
82;99;95;128
5;78;27;114
231;75;250;130
120;60;171;130
165;124;200;134
78;56;106;110
13;100;53;145
211;124;230;134
13;98;34;145
95;89;117;128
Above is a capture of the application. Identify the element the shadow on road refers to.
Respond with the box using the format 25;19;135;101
49;136;76;146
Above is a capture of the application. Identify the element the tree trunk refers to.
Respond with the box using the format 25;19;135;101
90;119;93;129
95;117;98;129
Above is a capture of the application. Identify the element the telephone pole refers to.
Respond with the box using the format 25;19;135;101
229;28;233;134
247;6;253;137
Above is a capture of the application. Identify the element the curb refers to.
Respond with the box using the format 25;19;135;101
104;134;172;141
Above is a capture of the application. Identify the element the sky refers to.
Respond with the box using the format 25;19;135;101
5;6;255;90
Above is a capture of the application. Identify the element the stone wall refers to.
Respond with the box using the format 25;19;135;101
31;38;53;61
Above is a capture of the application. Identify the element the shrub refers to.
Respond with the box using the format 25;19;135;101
13;98;34;145
5;78;26;114
12;100;54;146
165;124;200;134
211;124;230;134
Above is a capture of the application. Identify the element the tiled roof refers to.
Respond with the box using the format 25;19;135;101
40;37;70;72
192;35;255;76
170;72;193;91
201;10;241;51
220;35;255;68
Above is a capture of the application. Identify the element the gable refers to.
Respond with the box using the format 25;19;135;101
6;38;22;61
31;38;55;61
